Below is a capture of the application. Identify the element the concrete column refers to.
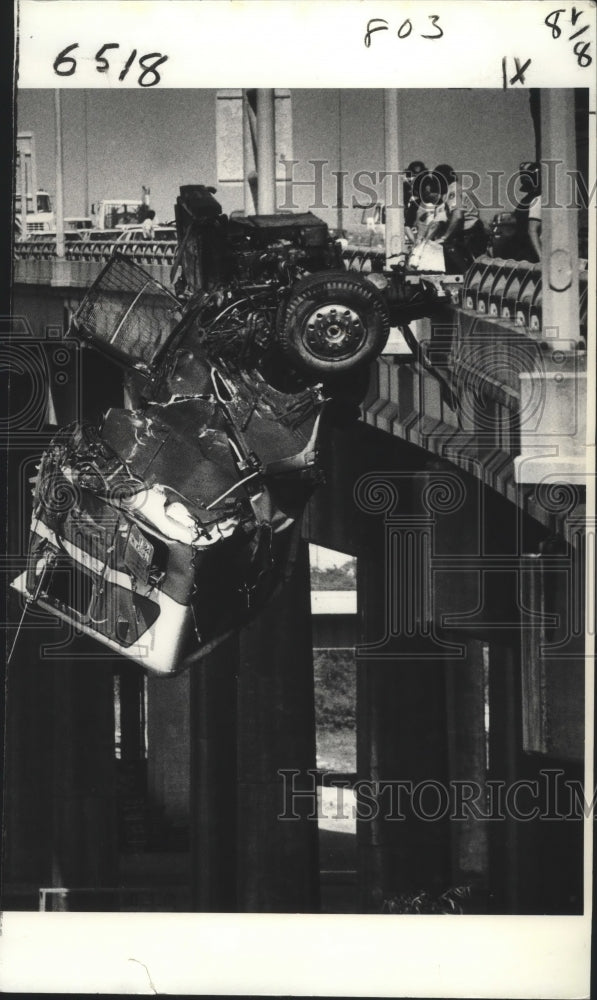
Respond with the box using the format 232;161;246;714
189;538;320;913
118;663;148;853
82;91;90;217
4;643;116;905
19;149;28;235
487;642;523;913
356;535;452;912
540;90;580;345
383;89;405;265
189;636;239;911
146;669;191;845
54;90;65;258
4;374;117;902
256;89;276;214
336;89;344;234
2;635;55;903
119;663;145;761
242;90;256;216
236;536;320;912
488;633;584;914
444;641;489;888
49;655;118;891
520;544;584;761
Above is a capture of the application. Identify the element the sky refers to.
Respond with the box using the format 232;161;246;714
310;544;353;570
16;88;536;227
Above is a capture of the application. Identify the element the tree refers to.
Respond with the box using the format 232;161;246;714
310;559;356;591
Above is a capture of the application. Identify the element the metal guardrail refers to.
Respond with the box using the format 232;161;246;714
342;246;385;273
342;247;588;340
14;238;178;266
13;236;83;261
461;255;588;340
14;242;588;341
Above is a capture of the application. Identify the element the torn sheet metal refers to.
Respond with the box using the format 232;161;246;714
14;193;393;674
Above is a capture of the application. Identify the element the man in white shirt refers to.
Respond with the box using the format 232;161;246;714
410;164;487;273
434;163;487;260
141;210;156;240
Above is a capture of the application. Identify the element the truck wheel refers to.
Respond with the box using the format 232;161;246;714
278;271;389;376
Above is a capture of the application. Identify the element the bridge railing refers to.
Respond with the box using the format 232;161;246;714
342;246;385;274
459;255;588;345
341;246;588;341
14;240;588;341
14;238;178;267
14;238;72;261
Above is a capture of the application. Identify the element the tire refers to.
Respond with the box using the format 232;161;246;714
278;271;389;376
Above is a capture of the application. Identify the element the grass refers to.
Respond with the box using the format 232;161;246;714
314;648;356;773
316;727;355;773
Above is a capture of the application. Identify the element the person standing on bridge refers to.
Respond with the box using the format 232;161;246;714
141;209;156;240
403;159;427;245
517;163;542;261
431;163;488;270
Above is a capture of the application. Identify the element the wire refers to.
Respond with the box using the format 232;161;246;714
205;471;261;510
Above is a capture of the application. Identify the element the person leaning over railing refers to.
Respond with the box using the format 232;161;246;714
510;161;541;262
403;159;427;246
432;163;488;269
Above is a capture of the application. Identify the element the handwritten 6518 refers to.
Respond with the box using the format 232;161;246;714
53;43;168;87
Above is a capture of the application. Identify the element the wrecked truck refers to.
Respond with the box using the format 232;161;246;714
13;185;396;675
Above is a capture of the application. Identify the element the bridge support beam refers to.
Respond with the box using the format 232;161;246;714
256;89;276;214
383;89;405;264
355;503;453;912
190;636;239;911
3;637;119;906
49;655;119;893
4;370;119;907
236;537;319;911
189;537;319;913
540;89;580;346
147;670;191;850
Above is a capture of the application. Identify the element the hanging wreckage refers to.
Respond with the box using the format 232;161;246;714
13;185;454;674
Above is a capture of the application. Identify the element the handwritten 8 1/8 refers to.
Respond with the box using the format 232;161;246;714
364;16;444;46
53;44;168;87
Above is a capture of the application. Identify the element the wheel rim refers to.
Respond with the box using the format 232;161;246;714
302;302;366;362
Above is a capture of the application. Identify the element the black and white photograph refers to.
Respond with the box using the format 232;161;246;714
1;1;595;996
